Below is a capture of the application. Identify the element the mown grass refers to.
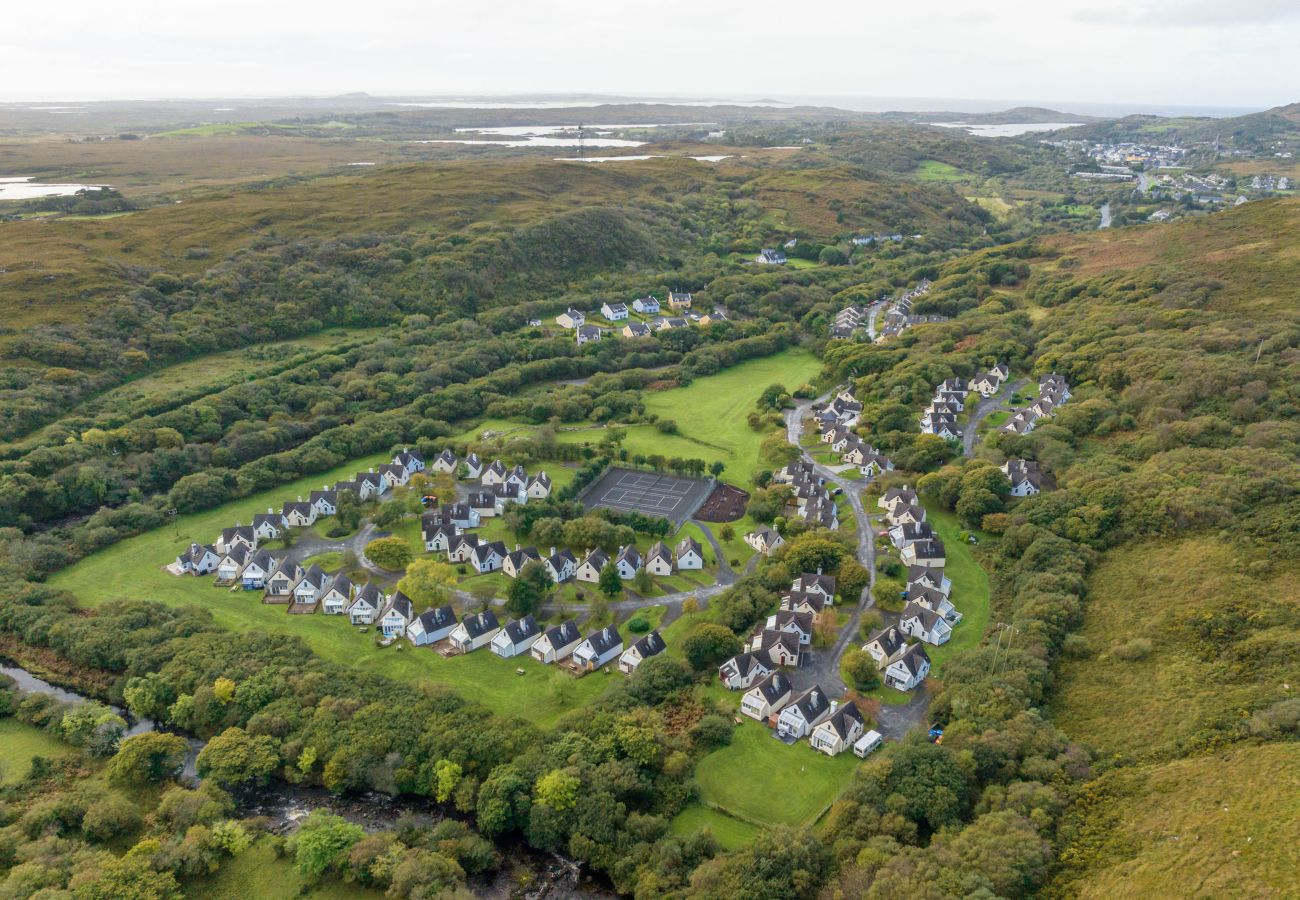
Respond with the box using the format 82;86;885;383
0;719;74;784
1049;742;1300;898
669;803;761;850
691;718;860;828
922;508;991;675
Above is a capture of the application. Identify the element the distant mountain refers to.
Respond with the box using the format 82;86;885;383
881;106;1101;125
1052;101;1300;147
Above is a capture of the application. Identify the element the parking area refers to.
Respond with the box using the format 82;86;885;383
582;467;713;527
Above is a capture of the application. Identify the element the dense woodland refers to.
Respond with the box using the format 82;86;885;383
1;116;1297;898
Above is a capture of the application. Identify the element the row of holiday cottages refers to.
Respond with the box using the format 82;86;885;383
999;374;1072;436
713;573;882;757
876;279;937;341
770;459;840;531
552;293;727;343
812;390;895;477
172;447;432;581
922;363;1034;439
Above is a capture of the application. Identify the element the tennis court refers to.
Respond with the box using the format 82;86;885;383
583;467;713;526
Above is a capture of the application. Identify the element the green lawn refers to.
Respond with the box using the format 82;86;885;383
0;719;74;784
692;719;861;827
670;803;761;850
186;837;379;900
923;508;991;675
786;257;818;270
448;349;822;486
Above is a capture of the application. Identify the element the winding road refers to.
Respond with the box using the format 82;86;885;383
961;378;1027;457
1098;202;1112;229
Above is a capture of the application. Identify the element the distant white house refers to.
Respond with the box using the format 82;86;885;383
756;248;788;265
745;527;784;555
718;651;773;690
601;301;629;321
556;308;585;329
576;324;603;345
633;295;660;315
899;602;952;645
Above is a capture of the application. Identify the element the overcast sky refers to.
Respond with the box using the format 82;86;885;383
4;0;1297;110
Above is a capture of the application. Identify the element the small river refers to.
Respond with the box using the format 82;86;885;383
1;661;613;898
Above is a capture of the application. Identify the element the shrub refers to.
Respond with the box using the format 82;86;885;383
626;617;650;634
1060;634;1091;659
365;536;413;571
691;714;734;749
81;795;142;843
1110;637;1153;661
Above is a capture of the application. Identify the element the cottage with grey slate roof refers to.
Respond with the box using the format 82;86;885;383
380;591;416;638
675;536;704;570
490;615;542;658
645;541;674;576
531;620;583;664
745;526;784;555
576;547;609;582
862;625;908;667
347;583;385;625
525;471;552;500
502;546;542;579
394;448;425;475
378;463;410;489
601;301;629;320
810;702;865;756
543;548;577;583
481;459;508;486
282;499;317;528
253;510;287;541
740;672;792;720
900;601;952;645
450;610;501;654
407;605;457;646
215;545;250;584
618;630;666;674
239;550;276;590
633;295;660;314
310;487;340;516
1002;458;1043;496
614;544;642;579
901;538;946;569
319;573;355;615
622;321;652;339
431;448;458;474
884;643;931;691
746;629;800;667
777;685;833;738
718;651;773;690
263;561;301;600
218;525;257;554
462;452;483;478
573;626;623;671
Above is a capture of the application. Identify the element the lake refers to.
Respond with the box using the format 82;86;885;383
0;176;109;200
931;122;1083;137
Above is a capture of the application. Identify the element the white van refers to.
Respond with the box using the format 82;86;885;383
853;730;884;758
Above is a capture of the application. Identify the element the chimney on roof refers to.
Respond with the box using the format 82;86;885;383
550;546;557;558
811;689;821;707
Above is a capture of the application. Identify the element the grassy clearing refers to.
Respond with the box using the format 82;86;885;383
1049;538;1288;762
692;718;860;827
0;719;74;784
669;803;761;850
915;160;968;182
186;836;379;900
47;452;615;726
923;508;991;675
1049;742;1300;898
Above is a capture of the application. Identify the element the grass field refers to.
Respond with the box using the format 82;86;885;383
692;718;861;827
187;837;380;900
915;160;969;182
1049;742;1300;898
47;452;616;726
450;348;821;487
922;509;991;674
0;719;74;784
669;803;761;850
